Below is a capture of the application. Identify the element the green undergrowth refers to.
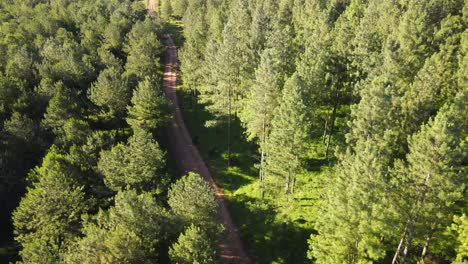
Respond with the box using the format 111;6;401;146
176;86;331;263
161;19;333;264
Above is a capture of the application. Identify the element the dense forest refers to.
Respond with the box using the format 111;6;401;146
0;0;221;263
168;0;467;263
0;0;466;263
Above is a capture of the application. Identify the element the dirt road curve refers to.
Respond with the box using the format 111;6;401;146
162;35;252;264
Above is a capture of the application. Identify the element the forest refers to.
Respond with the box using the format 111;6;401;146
0;0;466;263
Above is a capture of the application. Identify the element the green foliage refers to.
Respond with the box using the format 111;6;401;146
198;0;253;123
264;73;310;196
240;48;283;143
0;74;27;122
175;0;467;262
37;34;94;89
42;86;80;133
64;190;167;264
168;172;220;237
13;149;89;263
452;214;468;264
98;130;167;193
88;67;130;119
179;2;208;92
1;0;165;261
124;18;162;83
161;0;173;20
126;77;172;133
172;0;189;17
389;89;467;262
169;224;217;264
1;0;466;262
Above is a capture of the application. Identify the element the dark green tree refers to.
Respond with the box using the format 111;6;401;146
168;172;220;237
123;19;162;83
391;90;467;263
64;190;167;263
126;77;172;133
97;130;166;192
264;73;310;196
240;48;283;196
13;149;89;263
37;34;94;89
169;224;217;264
179;2;208;94
88;66;130;119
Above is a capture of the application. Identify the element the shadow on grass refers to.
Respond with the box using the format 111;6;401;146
228;195;312;264
176;89;258;191
176;88;316;263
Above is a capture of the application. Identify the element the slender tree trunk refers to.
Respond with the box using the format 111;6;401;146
259;112;266;199
392;220;410;264
291;174;296;194
393;174;431;264
322;118;328;144
325;85;340;159
227;85;232;167
420;229;434;262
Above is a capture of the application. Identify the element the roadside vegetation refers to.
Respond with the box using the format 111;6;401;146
167;0;467;263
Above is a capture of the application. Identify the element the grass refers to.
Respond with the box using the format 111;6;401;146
176;87;330;263
161;19;335;264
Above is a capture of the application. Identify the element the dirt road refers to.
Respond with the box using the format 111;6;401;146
162;35;251;264
148;0;156;13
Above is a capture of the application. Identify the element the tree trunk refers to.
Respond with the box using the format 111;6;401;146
394;174;431;264
291;174;296;194
392;220;410;264
227;85;231;167
259;113;266;199
322;118;328;144
420;229;434;262
325;85;340;159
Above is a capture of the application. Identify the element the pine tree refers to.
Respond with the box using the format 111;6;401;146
169;224;217;264
64;190;167;263
123;19;162;84
240;48;283;196
160;0;173;20
126;77;172;133
0;73;27;123
264;73;310;196
13;149;89;263
168;172;220;238
179;2;208;94
310;67;408;263
173;0;188;18
42;86;80;136
400;14;465;136
97;130;166;193
37;36;94;89
391;90;467;263
88;67;130;119
198;0;253;165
